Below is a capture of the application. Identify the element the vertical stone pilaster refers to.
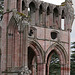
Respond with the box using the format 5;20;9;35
37;63;46;75
61;65;64;75
58;15;61;29
49;13;53;28
23;25;29;66
42;11;46;27
47;64;49;75
35;9;39;26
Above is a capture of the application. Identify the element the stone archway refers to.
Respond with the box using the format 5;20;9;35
45;43;68;75
28;41;45;75
28;47;37;75
49;51;61;75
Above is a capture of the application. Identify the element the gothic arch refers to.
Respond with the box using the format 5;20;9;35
29;40;44;63
53;7;59;17
22;0;26;11
17;0;20;11
7;16;17;28
7;16;18;35
39;2;45;12
6;16;20;68
46;4;51;15
45;43;68;64
45;43;68;75
28;0;38;10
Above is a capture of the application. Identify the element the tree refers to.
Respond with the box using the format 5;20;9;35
70;42;75;75
0;0;4;21
49;52;61;75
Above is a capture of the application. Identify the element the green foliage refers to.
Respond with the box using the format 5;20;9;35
49;52;61;75
0;0;4;20
71;42;75;75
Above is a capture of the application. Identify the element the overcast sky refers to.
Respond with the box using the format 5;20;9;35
41;0;75;42
41;0;65;5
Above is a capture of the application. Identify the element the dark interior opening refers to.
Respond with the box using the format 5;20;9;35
22;1;25;10
39;5;43;14
28;47;35;69
29;2;36;12
47;6;50;15
28;29;33;36
53;8;59;17
51;32;57;39
62;10;65;19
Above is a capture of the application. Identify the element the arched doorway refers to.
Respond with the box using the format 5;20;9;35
28;47;37;75
28;41;44;75
46;43;67;75
49;51;61;75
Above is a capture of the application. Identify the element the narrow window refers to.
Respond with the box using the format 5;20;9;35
51;32;57;39
29;2;36;25
61;10;65;30
17;0;19;11
39;5;43;25
61;19;64;30
22;0;25;11
46;6;50;27
53;8;59;23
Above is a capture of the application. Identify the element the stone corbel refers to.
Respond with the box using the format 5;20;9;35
12;9;30;33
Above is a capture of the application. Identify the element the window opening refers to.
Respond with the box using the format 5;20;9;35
61;10;65;30
51;32;57;39
49;52;61;75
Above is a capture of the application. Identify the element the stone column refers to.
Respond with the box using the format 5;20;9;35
37;63;46;75
49;13;53;28
23;24;29;67
35;8;39;26
47;64;49;75
61;65;64;75
58;14;61;29
42;11;46;27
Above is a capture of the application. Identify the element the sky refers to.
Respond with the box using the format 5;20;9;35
41;0;65;5
41;0;75;42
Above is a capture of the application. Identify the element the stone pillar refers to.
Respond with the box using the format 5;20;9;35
32;64;36;75
7;33;13;68
1;11;9;75
37;63;46;75
67;29;71;75
35;9;39;26
58;15;61;29
61;65;64;75
31;11;35;26
20;33;23;66
49;13;53;28
47;64;49;75
42;11;46;27
46;15;50;28
23;24;29;66
23;7;28;16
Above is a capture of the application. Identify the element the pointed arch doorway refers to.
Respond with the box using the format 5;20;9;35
28;41;44;75
48;51;61;75
46;44;67;75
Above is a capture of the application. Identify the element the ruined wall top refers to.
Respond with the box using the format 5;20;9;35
3;0;74;31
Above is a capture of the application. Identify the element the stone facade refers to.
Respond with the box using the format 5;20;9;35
0;0;74;75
